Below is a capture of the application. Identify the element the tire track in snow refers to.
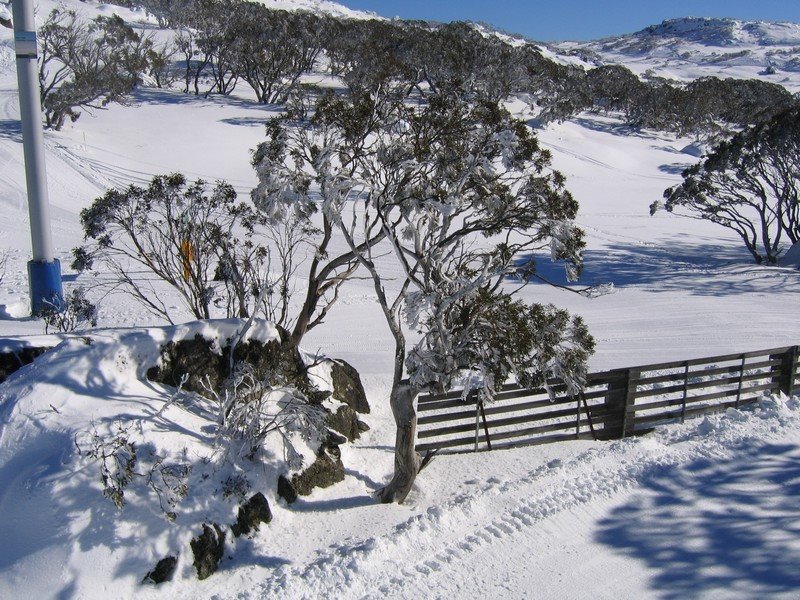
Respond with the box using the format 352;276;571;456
0;90;27;212
541;139;676;183
241;401;799;600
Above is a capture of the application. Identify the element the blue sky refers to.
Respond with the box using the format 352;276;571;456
341;1;800;41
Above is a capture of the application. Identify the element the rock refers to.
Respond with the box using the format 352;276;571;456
147;333;305;396
357;420;370;432
190;524;225;580
231;492;273;537
0;346;51;384
326;429;348;446
277;474;298;504
326;405;361;442
330;359;370;414
142;556;178;585
277;445;345;503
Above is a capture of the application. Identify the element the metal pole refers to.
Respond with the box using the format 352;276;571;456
11;0;63;315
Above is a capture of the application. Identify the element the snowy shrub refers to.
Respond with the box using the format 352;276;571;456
76;421;191;518
220;473;251;502
40;287;98;334
205;360;329;469
655;107;800;265
144;456;191;521
76;422;138;509
38;9;154;130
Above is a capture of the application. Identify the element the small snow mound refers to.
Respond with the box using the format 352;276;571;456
680;142;707;157
697;416;718;435
756;393;796;418
779;241;800;267
0;301;29;319
724;407;748;422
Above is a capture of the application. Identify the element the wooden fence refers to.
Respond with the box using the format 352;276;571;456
415;345;800;454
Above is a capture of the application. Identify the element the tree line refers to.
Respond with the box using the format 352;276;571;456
36;0;799;138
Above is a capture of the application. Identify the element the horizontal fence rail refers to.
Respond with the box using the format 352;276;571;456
415;345;799;454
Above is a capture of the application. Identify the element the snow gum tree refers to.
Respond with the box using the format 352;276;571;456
653;107;800;265
38;9;153;129
252;85;592;503
74;173;270;323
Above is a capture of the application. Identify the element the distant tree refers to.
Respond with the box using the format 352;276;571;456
653;108;800;265
146;40;179;89
253;86;592;503
38;9;153;129
174;27;207;95
233;5;325;104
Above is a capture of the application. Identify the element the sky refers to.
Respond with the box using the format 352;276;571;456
341;1;800;41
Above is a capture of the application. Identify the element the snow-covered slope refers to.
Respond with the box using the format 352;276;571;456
1;1;800;598
554;17;800;92
250;0;379;20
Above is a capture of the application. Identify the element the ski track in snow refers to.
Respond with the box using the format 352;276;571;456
230;414;784;600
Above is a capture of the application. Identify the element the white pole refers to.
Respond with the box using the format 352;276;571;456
11;0;63;314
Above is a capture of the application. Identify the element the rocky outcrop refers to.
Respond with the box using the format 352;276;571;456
146;330;306;396
0;346;51;384
142;556;178;585
231;492;273;537
326;405;362;442
330;359;370;414
190;524;226;580
277;444;345;504
147;327;368;503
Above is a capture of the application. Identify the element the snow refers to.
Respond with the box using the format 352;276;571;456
553;17;800;93
249;0;379;20
1;1;800;598
780;241;800;268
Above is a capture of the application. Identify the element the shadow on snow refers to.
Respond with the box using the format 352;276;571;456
596;443;800;598
522;237;800;296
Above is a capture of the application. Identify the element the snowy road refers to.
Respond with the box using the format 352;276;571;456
186;398;800;600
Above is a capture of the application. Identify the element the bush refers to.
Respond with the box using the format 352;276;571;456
74;173;271;323
38;9;153;129
654;108;800;264
40;287;98;334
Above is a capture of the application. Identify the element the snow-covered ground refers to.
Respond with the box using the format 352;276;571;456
1;2;800;598
554;17;800;93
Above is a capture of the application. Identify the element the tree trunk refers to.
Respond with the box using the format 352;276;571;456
377;382;421;504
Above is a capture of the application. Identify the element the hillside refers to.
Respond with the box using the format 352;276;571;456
1;1;800;598
553;17;800;92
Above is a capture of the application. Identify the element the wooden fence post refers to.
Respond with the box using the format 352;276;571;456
773;346;798;397
601;368;636;440
622;368;639;437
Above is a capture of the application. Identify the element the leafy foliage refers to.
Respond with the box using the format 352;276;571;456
38;9;153;129
654;108;800;264
40;287;98;334
408;291;594;403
